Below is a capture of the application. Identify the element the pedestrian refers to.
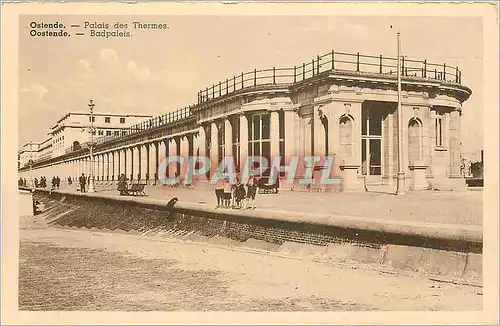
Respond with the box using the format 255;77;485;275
234;179;246;209
34;178;39;188
79;173;87;193
56;176;60;188
214;177;224;208
18;178;23;187
222;176;232;208
52;176;56;189
245;175;258;209
117;173;127;195
230;177;237;208
68;176;72;185
23;178;27;187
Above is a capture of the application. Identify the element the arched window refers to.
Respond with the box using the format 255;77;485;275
72;141;81;151
408;118;423;163
339;115;353;163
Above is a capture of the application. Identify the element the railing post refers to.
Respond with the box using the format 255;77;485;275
219;81;221;96
401;56;405;76
443;63;446;81
273;66;276;84
455;66;459;83
302;63;305;80
434;68;437;79
241;72;244;88
356;52;360;72
311;59;315;76
254;69;257;86
205;87;208;101
225;79;228;94
459;70;462;84
332;50;335;69
212;84;215;98
316;55;320;74
423;59;427;78
293;65;296;83
379;54;383;73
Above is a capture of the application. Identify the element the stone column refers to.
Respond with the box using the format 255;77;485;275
94;155;99;181
101;154;106;182
383;111;395;185
210;122;219;177
158;140;167;182
125;148;132;182
180;136;190;183
168;138;177;179
100;154;106;182
224;119;233;159
239;115;249;171
303;117;312;157
148;142;157;184
110;152;115;181
449;110;461;177
114;149;125;181
133;146;140;182
140;144;148;182
284;110;296;165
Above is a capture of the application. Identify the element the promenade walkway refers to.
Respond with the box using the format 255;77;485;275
57;181;482;226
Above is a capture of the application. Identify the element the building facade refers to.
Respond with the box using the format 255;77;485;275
18;50;471;191
20;112;153;165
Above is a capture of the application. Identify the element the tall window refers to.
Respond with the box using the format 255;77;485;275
248;113;271;176
114;131;120;136
89;116;95;122
105;117;111;123
120;117;126;124
106;131;112;136
435;116;443;147
279;111;285;166
231;117;241;171
217;122;225;165
361;106;383;176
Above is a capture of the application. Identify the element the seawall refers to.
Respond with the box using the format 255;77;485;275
29;189;483;285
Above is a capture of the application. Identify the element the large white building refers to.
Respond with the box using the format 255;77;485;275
21;112;153;165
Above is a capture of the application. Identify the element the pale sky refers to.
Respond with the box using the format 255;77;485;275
19;15;483;154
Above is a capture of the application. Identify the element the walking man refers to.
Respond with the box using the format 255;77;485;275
79;173;87;193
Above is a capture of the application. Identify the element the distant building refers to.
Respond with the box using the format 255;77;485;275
21;112;153;163
18;142;40;168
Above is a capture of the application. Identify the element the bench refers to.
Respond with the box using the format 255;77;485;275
257;177;279;194
124;183;147;196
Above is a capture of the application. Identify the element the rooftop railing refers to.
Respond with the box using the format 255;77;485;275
21;50;464;170
197;50;463;104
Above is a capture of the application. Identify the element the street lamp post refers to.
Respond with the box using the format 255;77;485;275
396;31;406;196
88;99;96;193
29;140;33;188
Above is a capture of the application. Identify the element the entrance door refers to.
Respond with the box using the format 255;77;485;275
361;105;383;182
362;139;382;175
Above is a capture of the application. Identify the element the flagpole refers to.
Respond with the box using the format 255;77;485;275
396;31;406;195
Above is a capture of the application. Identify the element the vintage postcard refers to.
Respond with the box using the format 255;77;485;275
2;2;499;325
